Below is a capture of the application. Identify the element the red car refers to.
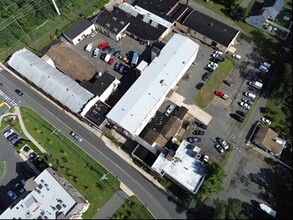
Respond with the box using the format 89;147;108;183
98;42;109;49
215;90;228;100
108;57;114;65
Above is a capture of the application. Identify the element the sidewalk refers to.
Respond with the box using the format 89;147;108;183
0;107;47;153
93;189;128;219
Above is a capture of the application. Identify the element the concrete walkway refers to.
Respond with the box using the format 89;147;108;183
93;189;129;219
0;106;47;153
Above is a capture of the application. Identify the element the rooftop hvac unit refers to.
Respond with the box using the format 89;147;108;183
120;21;125;25
112;16;117;21
105;23;110;28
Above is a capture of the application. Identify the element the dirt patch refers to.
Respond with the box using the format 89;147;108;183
46;42;97;81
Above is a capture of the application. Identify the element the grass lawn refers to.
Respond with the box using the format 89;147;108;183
0;161;5;179
13;106;120;219
194;58;234;108
112;196;154;219
263;100;287;131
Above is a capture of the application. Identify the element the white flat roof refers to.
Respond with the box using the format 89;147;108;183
0;169;77;219
151;140;206;194
107;34;199;135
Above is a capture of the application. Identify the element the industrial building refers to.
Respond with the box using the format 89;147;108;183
106;34;199;150
0;168;89;219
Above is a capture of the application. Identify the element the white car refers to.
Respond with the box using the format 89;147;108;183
209;62;218;68
261;117;271;125
90;30;97;38
166;104;175;114
232;54;241;60
3;129;15;138
200;154;209;163
207;64;216;71
214;51;223;56
92;48;99;58
85;43;93;52
239;102;251;110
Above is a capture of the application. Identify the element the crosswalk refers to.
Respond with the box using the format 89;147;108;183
0;89;20;107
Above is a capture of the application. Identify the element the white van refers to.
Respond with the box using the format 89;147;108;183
249;81;263;90
85;43;93;52
244;92;256;100
232;54;241;60
258;65;269;72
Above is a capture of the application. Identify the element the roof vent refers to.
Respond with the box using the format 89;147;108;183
209;23;213;26
113;28;118;33
112;16;117;21
120;21;125;25
105;23;110;28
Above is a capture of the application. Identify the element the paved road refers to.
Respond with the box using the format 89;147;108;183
0;69;186;219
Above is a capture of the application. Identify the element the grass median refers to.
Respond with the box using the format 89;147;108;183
14;106;120;219
112;196;154;219
194;59;234;108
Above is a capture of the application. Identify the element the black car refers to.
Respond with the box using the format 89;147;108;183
202;72;211;81
7;133;18;141
193;130;205;135
236;110;247;117
215;144;224;153
195;83;204;90
223;80;232;87
230;113;244;122
194;121;207;129
15;89;23;96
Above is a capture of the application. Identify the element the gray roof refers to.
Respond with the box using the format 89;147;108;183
63;18;93;40
7;48;94;114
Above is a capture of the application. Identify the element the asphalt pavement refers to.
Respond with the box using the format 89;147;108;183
0;67;186;219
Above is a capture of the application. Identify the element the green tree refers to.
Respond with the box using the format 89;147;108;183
214;200;226;219
227;200;247;219
199;162;226;197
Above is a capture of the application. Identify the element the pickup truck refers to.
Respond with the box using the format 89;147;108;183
70;131;82;142
215;90;228;100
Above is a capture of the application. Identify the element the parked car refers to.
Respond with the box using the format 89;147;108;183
239;102;251;110
243;92;256;100
114;62;121;71
7;190;17;200
194;121;207;129
7;133;18;142
236;110;246;117
118;54;129;63
195;83;204;90
212;53;225;61
113;50;121;57
231;113;245;122
187;137;201;143
108;57;114;65
217;137;229;150
232;54;241;60
29;152;38;161
214;51;223;56
223;80;232;87
90;30;98;37
166;104;175;115
15;183;25;194
3;128;15;138
258;65;269;73
260;117;271;125
98;42;109;49
119;65;125;74
207;64;216;71
193;130;205;135
70;131;82;142
215;144;224;153
200;154;209;163
202;72;211;81
241;98;254;105
215;90;228;100
85;43;93;52
92;48;99;58
15;89;23;96
209;62;219;68
11;135;21;145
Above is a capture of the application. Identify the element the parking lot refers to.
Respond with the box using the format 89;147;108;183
0;132;35;211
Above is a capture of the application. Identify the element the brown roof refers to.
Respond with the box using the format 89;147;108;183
253;126;283;155
160;116;182;139
142;129;168;147
46;42;97;81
